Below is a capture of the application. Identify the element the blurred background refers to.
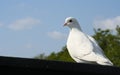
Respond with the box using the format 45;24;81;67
0;0;120;66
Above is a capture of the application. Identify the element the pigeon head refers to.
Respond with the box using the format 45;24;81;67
64;17;81;30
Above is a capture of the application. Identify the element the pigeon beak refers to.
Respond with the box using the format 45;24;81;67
64;23;67;26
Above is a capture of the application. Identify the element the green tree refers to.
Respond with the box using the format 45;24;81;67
35;46;74;62
34;53;46;59
46;46;74;62
93;28;120;67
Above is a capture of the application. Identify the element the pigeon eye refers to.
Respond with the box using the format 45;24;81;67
69;20;72;22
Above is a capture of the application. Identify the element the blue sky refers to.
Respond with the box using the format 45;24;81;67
0;0;120;58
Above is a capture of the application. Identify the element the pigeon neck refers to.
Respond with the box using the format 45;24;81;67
70;24;82;32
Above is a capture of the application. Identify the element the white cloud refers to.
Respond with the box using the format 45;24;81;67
93;16;120;30
8;17;40;30
47;31;67;40
25;43;33;49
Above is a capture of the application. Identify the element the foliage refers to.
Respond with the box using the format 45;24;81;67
34;53;46;59
93;27;120;67
35;26;120;67
35;46;74;62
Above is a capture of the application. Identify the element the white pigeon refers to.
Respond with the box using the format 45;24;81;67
64;17;113;66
